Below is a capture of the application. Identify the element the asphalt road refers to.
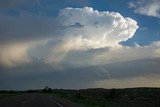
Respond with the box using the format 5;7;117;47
0;93;83;107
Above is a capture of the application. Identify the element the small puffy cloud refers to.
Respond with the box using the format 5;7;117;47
129;0;160;18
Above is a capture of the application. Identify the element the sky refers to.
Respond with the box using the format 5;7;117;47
0;0;160;90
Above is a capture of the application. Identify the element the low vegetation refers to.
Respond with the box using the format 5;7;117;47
0;90;21;99
51;88;160;107
1;87;160;107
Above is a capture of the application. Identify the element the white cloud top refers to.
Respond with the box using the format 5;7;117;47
59;7;138;49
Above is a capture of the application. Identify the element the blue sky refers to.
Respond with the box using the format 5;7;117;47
0;0;160;90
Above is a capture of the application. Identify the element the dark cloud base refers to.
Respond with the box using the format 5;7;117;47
0;58;160;90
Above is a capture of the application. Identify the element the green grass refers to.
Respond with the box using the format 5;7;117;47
50;88;160;107
0;93;16;99
0;91;22;100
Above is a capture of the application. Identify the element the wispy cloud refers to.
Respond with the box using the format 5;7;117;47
128;0;160;18
139;27;148;31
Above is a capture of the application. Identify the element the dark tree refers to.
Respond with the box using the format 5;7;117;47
43;86;52;93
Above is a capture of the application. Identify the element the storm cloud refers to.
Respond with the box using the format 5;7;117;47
0;6;160;89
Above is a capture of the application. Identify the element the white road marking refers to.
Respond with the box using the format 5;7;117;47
48;97;63;107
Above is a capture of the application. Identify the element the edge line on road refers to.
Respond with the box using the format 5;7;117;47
48;97;63;107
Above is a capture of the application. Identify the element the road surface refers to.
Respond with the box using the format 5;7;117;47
0;93;84;107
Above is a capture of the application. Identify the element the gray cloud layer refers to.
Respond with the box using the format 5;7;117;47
1;57;160;90
0;0;22;8
0;14;59;44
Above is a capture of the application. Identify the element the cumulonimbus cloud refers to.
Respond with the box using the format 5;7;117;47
1;7;160;70
1;7;160;89
0;7;151;68
58;7;139;49
44;7;139;64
